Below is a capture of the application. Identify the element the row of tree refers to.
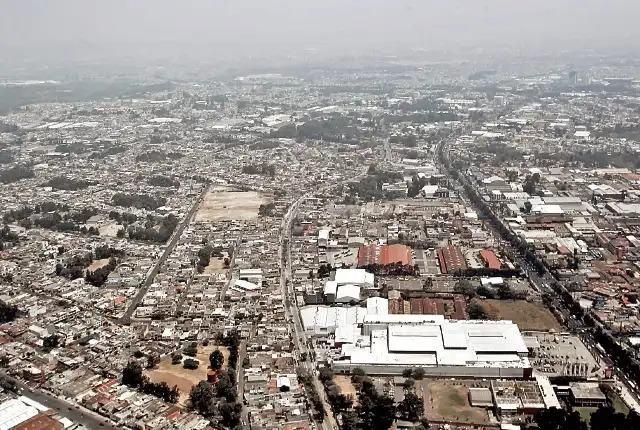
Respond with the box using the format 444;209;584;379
147;175;180;188
85;257;118;287
0;165;34;184
359;262;420;277
112;193;167;211
43;176;95;190
122;362;180;403
531;405;640;430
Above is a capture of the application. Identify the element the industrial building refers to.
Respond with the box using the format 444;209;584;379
329;313;531;378
357;243;413;267
437;245;468;274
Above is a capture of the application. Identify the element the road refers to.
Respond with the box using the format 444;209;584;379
438;137;640;408
280;194;338;430
1;373;121;429
119;184;209;323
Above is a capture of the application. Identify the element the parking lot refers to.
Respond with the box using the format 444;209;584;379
525;332;604;378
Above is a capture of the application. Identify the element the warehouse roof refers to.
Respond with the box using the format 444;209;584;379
334;268;374;286
0;399;39;430
346;318;528;368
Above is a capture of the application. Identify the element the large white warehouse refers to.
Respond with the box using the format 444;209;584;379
332;314;532;378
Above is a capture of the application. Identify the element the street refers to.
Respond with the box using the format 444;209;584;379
119;184;209;323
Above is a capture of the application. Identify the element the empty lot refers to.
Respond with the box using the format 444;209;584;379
480;299;563;331
195;186;268;222
145;345;229;406
425;380;490;425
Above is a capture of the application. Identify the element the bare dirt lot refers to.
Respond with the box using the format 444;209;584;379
195;186;269;222
204;256;228;275
425;380;490;425
333;375;357;401
99;221;121;237
145;344;229;406
86;258;110;272
480;299;563;331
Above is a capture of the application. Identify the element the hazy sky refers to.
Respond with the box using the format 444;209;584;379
1;0;639;61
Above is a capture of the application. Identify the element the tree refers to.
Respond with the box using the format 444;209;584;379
453;279;475;298
183;342;198;357
43;334;60;351
319;367;335;383
468;302;489;320
341;410;359;430
402;378;415;391
171;352;183;365
402;368;413;378
398;392;424;422
416;417;431;430
122;362;145;388
532;407;587;430
218;401;242;427
183;358;199;370
358;379;396;430
0;300;19;323
189;380;216;416
215;369;238;402
209;349;224;371
523;200;533;213
147;354;160;369
411;368;425;380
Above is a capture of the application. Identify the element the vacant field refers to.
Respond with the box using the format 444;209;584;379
333;375;357;401
99;221;121;237
480;299;563;331
145;344;229;406
86;258;110;272
195;186;268;222
426;380;490;425
204;256;227;275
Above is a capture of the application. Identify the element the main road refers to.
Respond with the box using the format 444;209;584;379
1;372;121;429
120;184;209;323
280;193;337;430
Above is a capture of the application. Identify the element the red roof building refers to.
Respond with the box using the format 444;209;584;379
437;245;468;274
479;249;501;270
358;243;412;267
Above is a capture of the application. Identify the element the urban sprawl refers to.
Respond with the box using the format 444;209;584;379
1;58;640;430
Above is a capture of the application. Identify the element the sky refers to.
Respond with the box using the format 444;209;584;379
1;0;639;62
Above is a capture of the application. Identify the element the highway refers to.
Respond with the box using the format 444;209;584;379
119;184;209;323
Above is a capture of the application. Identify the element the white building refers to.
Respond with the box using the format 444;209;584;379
333;314;531;378
334;268;374;288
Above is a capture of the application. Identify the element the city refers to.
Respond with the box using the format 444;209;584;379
1;2;640;430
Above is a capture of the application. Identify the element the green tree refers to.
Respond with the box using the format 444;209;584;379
209;349;224;370
533;407;587;430
189;380;216;416
398;392;425;422
122;362;145;388
218;401;242;427
468;302;489;320
453;279;475;298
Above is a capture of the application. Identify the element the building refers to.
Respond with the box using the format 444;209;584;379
333;269;374;288
479;249;501;270
333;314;531;378
357;243;413;267
569;382;607;407
0;398;62;430
437;245;468;274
